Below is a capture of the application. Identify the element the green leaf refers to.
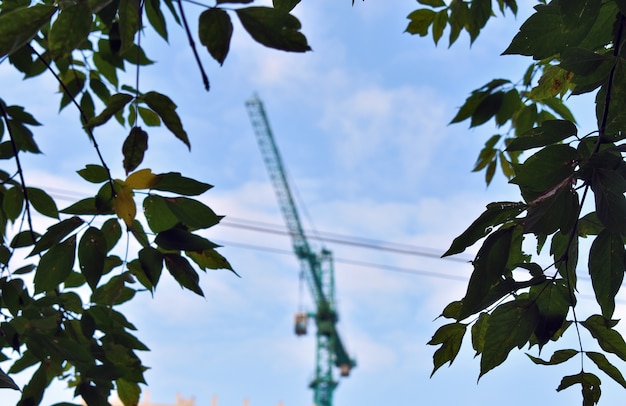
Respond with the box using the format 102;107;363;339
272;0;300;12
60;197;101;215
10;230;38;248
460;227;515;319
165;197;223;230
129;220;150;248
122;126;148;175
26;187;59;219
198;8;233;65
591;168;626;236
581;315;626;362
556;372;601;406
138;247;164;290
588;230;625;319
405;9;435;36
101;218;122;252
471;312;489;356
529;280;572;348
143;195;179;233
164;253;204;296
145;0;168;40
560;48;608;76
524;186;579;236
3;186;24;222
427;322;467;376
510;144;578;195
142;91;190;149
0;5;56;58
119;0;141;55
91;273;135;305
86;93;134;129
187;248;238;275
77;164;109;183
29;216;84;256
152;172;212;195
0;366;20;390
443;201;524;256
137;106;160;126
79;227;108;291
48;0;93;59
116;378;141;406
586;351;626;388
236;6;311;52
418;0;446;7
34;236;77;293
507;120;578;151
480;299;539;378
503;0;601;60
526;349;578;365
155;228;218;251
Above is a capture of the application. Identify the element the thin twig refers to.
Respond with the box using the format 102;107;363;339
29;46;117;196
177;0;210;91
0;101;38;249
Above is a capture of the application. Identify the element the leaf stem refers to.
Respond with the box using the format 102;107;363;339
177;0;210;91
0;100;37;250
29;46;117;197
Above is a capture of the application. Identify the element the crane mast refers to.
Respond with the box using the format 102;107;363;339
245;95;355;406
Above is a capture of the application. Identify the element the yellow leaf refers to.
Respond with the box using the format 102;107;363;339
125;168;158;190
114;187;136;226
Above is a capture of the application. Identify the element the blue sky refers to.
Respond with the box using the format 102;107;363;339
1;1;625;405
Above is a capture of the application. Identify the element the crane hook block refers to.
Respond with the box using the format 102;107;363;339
294;312;308;336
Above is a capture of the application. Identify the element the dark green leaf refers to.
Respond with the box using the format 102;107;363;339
142;91;190;149
129;220;150;248
60;197;102;215
48;0;92;59
79;227;108;291
86;93;134;129
3;186;24;222
116;378;140;406
26;187;59;219
0;366;20;390
198;8;233;65
29;216;84;256
427;322;467;376
524;186;579;236
444;201;524;257
273;0;300;12
236;6;311;52
529;280;572;348
510;144;578;195
556;372;601;405
0;5;56;58
138;247;164;290
34;236;77;293
460;227;515;319
503;1;601;60
588;230;625;319
586;351;626;388
101;218;122;252
122;126;148;175
145;0;168;40
119;0;141;55
480;299;539;378
19;362;47;405
526;349;578;365
10;230;37;248
155;228;218;251
560;48;608;76
152;172;212;195
165;197;223;230
581;315;626;362
507;120;578;151
591;167;626;235
164;253;204;296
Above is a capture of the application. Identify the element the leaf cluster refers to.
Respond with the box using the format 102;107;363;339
427;1;626;404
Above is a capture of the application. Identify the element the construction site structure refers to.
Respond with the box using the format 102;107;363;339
245;95;356;406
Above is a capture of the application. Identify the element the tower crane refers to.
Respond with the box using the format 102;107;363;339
245;95;356;406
